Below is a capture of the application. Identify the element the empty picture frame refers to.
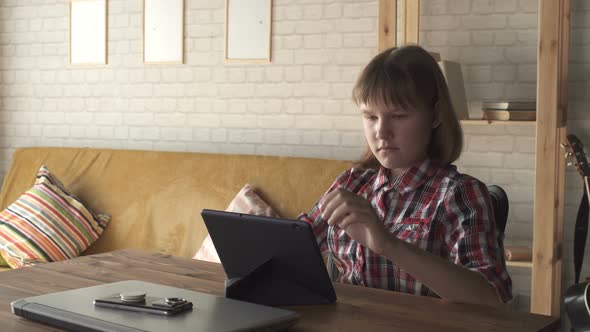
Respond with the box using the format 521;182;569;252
69;0;107;65
143;0;184;64
225;0;272;63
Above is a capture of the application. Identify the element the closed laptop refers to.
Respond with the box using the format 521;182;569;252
11;280;299;332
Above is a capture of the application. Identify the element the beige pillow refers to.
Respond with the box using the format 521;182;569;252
193;184;279;263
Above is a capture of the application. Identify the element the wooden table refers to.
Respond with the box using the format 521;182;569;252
0;249;559;332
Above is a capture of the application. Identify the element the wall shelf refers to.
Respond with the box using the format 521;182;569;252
460;120;536;126
507;261;533;268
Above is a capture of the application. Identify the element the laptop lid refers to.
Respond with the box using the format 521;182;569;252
11;280;299;332
200;209;337;306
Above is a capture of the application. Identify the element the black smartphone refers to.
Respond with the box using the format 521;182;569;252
94;294;193;316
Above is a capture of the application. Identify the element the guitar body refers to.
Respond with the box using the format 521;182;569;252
564;134;590;331
575;189;590;285
565;282;590;331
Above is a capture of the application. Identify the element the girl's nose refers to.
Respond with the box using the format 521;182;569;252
376;120;393;139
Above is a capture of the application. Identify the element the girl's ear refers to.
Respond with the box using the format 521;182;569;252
432;101;442;129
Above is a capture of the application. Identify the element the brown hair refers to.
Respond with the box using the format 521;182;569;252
351;45;463;170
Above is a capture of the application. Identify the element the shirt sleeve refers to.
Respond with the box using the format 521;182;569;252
298;168;354;255
442;179;513;303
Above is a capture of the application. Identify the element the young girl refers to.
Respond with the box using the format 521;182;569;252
300;45;512;307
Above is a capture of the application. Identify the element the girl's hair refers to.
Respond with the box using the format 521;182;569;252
351;45;463;170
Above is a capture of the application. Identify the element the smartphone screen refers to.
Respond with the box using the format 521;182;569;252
94;294;193;316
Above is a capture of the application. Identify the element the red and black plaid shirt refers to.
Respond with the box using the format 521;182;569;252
299;158;512;303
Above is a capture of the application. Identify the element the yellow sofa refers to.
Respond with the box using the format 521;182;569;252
0;147;350;271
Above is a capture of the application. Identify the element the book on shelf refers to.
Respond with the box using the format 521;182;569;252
482;110;536;121
438;60;468;120
481;101;536;110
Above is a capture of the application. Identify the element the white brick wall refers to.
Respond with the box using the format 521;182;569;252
0;0;589;317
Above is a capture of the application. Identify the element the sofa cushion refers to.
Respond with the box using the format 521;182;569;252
194;183;279;263
0;165;110;268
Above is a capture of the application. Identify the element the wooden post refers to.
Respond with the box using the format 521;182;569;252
403;0;419;45
378;0;397;52
531;0;570;316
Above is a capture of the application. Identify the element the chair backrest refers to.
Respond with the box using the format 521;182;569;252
487;185;509;236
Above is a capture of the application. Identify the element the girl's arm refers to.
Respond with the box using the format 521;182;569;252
377;232;504;307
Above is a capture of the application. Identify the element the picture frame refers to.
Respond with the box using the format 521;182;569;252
224;0;272;63
143;0;184;64
69;0;107;66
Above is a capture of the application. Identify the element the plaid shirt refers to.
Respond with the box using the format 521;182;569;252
299;159;512;303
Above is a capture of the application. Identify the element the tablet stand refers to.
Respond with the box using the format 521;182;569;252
224;258;331;306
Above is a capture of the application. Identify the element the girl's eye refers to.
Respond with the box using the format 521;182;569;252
364;115;378;121
392;114;407;119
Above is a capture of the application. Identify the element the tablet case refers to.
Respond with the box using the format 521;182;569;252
201;209;337;306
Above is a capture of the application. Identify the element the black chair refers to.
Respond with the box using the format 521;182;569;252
487;184;509;236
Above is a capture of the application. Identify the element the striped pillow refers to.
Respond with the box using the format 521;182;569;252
0;165;110;269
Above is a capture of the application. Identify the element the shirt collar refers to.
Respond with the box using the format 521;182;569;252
373;158;438;194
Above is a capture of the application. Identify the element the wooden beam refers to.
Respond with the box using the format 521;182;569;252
531;0;570;316
552;127;567;315
550;0;569;316
558;0;570;126
403;0;419;45
378;0;397;52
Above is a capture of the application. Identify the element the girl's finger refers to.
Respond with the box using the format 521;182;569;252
321;189;351;221
327;203;353;226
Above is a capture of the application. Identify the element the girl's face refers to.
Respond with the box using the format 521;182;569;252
361;103;439;177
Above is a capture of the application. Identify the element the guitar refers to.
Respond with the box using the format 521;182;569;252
563;134;590;331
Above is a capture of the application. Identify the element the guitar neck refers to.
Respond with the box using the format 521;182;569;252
585;177;590;204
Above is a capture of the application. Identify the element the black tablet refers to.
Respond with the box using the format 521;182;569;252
200;209;337;306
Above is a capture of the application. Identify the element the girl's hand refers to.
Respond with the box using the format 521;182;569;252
319;188;389;255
